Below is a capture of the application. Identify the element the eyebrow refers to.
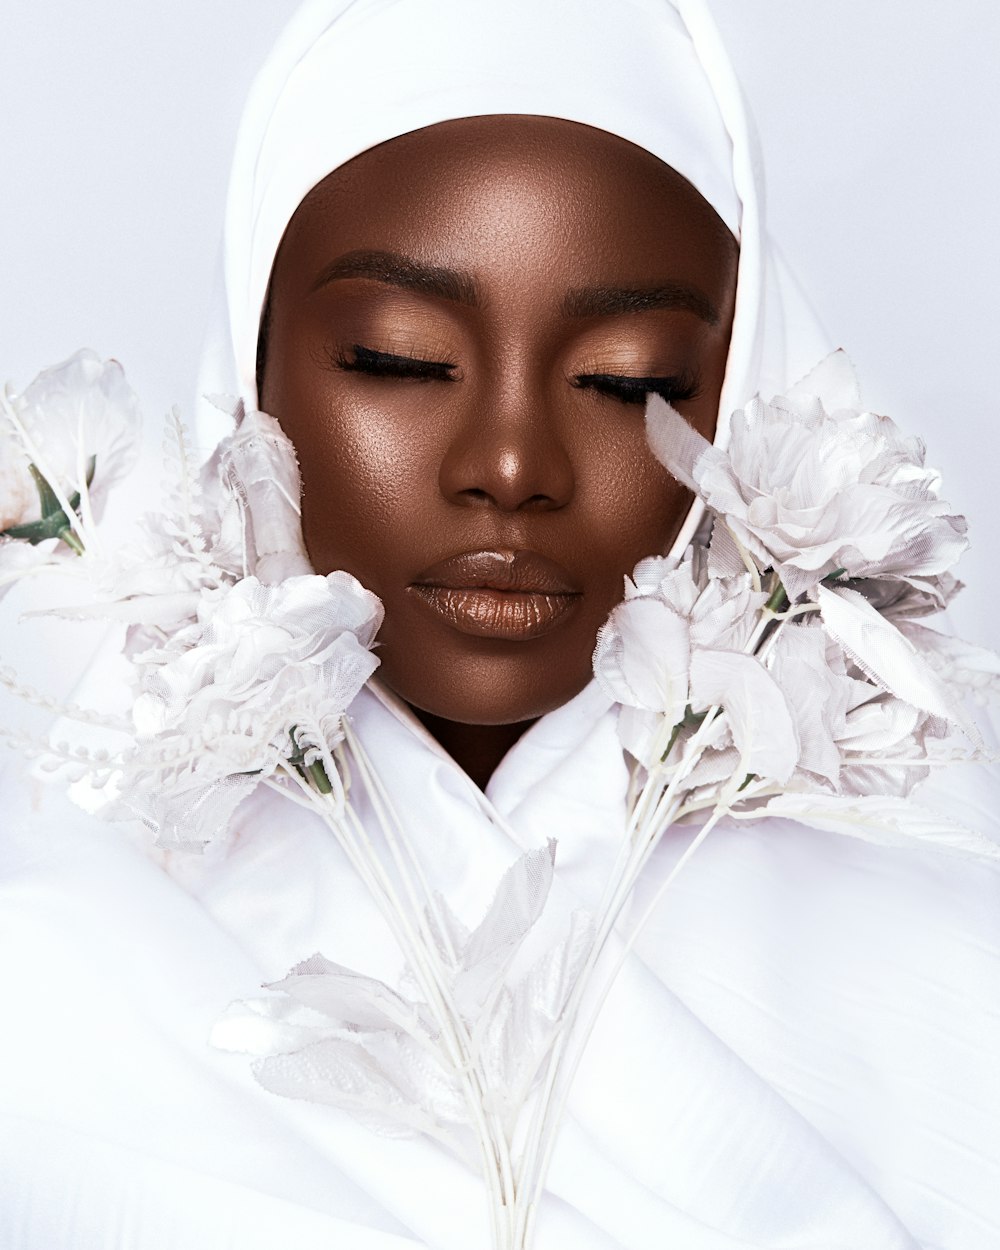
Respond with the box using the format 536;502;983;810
562;282;720;326
310;249;480;306
310;248;720;326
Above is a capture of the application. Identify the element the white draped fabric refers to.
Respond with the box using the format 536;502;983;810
2;684;999;1248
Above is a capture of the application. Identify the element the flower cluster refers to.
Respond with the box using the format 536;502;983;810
0;353;385;845
121;571;382;845
592;350;998;861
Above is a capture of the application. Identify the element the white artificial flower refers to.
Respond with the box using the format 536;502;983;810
593;551;795;774
2;349;140;527
0;443;35;532
0;535;58;599
765;623;855;787
120;572;383;845
766;620;954;799
645;351;968;602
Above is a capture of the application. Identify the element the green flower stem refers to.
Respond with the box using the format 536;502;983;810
56;526;85;556
765;579;788;613
305;759;333;794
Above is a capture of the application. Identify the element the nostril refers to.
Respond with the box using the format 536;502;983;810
522;493;557;510
459;487;492;505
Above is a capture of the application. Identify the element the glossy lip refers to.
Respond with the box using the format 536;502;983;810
408;549;582;640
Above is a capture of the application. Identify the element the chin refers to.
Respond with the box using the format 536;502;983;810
377;651;594;727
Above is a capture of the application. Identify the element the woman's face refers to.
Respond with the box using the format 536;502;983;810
260;116;737;727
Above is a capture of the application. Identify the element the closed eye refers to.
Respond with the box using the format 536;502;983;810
334;344;458;381
573;371;701;406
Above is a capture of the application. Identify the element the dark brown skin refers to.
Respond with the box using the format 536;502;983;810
259;115;737;788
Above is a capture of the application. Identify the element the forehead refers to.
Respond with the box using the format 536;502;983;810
272;115;738;297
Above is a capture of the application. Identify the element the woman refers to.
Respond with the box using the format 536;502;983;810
1;1;998;1247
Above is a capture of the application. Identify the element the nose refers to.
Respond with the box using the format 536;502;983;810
438;376;575;513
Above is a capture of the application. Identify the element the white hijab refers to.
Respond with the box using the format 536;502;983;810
197;0;828;556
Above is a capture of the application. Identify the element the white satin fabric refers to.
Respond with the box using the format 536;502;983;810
2;686;999;1249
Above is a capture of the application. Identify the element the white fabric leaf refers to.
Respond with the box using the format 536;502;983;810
894;620;1000;703
817;584;977;739
737;792;1000;862
455;842;557;1016
644;393;721;496
268;954;436;1039
210;994;334;1056
251;1036;461;1145
480;911;594;1117
786;348;861;410
423;891;471;969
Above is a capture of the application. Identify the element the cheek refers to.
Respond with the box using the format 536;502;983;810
276;385;448;580
569;419;695;570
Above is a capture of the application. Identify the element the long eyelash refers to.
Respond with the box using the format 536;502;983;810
333;344;457;381
574;371;702;406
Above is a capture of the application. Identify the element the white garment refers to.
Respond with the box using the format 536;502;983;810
2;688;998;1249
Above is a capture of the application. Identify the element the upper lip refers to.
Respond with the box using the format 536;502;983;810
411;549;581;595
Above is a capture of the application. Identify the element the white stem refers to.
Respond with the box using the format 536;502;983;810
284;755;517;1240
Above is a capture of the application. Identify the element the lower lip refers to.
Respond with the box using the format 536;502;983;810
409;585;580;640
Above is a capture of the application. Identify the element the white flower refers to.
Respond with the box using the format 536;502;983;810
645;351;968;602
2;349;140;528
766;620;953;799
766;623;855;787
593;551;799;777
120;572;383;845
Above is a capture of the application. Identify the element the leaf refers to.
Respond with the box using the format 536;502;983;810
644;393;719;492
786;349;861;411
454;842;557;1017
894;620;1000;702
462;841;556;971
817;584;980;743
480;911;594;1120
423;891;471;968
210;994;334;1056
734;792;1000;862
251;1036;462;1147
268;954;436;1040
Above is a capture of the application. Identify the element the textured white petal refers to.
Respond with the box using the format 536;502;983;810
593;597;690;720
690;649;799;784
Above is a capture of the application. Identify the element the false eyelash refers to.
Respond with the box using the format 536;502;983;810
573;371;702;406
332;344;458;381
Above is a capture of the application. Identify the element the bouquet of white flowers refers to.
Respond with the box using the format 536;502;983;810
2;347;997;1250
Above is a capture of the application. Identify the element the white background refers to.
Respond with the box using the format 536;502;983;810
1;1;997;734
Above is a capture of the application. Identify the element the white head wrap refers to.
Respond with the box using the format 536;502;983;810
199;0;829;555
